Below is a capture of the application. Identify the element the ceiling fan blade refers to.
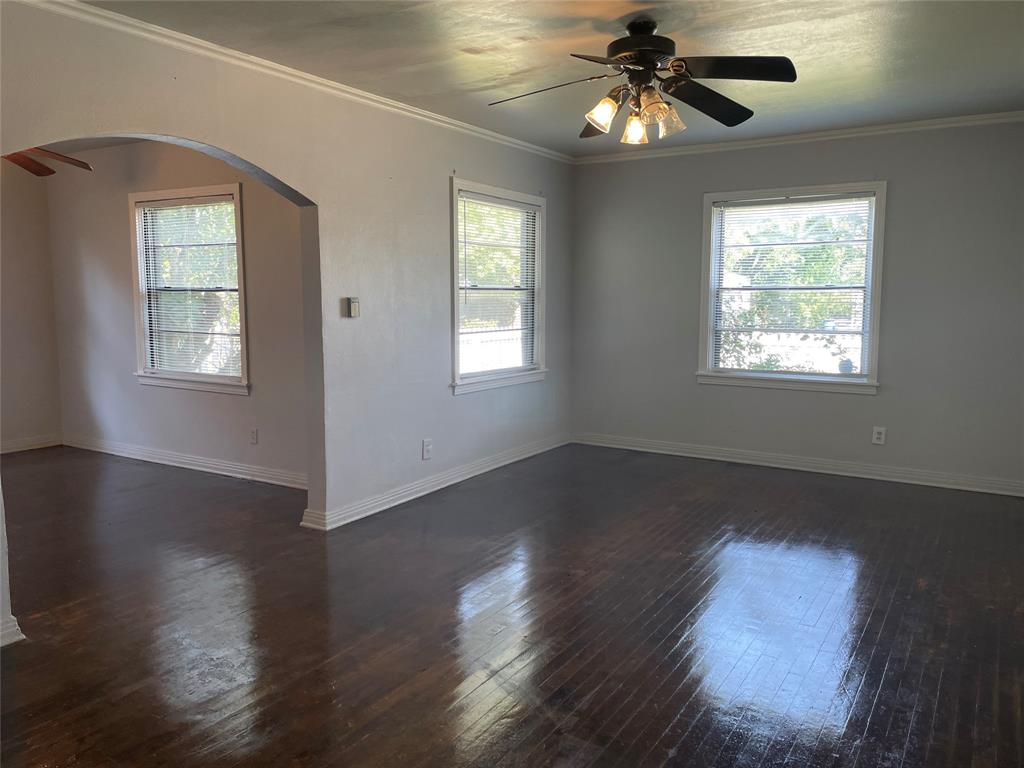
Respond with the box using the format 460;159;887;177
2;152;56;176
489;72;620;106
661;77;753;127
24;147;93;171
580;122;604;138
678;56;797;82
570;53;644;71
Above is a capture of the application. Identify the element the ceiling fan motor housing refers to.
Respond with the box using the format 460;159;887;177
607;17;677;69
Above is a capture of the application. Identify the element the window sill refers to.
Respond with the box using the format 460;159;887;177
696;371;878;395
451;368;547;395
136;372;250;396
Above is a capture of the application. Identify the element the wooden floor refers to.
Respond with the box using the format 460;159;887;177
1;446;1022;767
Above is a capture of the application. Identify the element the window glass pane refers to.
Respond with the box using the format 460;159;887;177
149;331;242;376
716;331;864;376
712;194;874;378
720;198;871;246
457;195;537;376
460;243;523;288
721;243;867;287
138;197;242;378
148;289;240;332
149;245;239;289
717;288;865;333
460;330;526;375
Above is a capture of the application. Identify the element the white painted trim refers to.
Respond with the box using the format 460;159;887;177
62;435;307;489
28;0;572;164
574;111;1024;164
697;181;886;389
1;615;26;647
574;433;1024;498
1;434;62;454
696;372;878;395
452;368;548;395
301;434;569;531
135;373;250;395
450;177;547;394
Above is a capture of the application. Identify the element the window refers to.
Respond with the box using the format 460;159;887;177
129;184;249;395
451;178;546;394
698;182;886;394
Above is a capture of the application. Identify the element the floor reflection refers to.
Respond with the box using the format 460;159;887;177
694;540;861;745
152;546;264;755
453;540;540;761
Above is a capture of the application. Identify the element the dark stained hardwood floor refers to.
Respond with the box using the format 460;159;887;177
1;445;1022;767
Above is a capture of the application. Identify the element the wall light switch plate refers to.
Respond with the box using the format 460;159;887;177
342;297;360;318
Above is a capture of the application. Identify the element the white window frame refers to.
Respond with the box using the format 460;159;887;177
128;183;250;395
697;181;886;395
450;177;547;395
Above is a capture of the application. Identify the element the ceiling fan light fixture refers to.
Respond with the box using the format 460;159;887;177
658;105;687;139
585;96;620;134
620;113;648;145
639;86;671;126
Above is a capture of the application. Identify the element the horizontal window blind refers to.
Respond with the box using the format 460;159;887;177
711;194;876;377
135;195;243;378
457;192;538;376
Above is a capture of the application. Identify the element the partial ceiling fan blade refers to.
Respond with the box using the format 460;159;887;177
24;147;93;171
2;152;56;176
661;77;753;127
580;122;604;138
677;56;797;82
570;53;644;71
489;73;621;106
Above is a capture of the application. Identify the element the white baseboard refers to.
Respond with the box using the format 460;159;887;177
62;435;308;489
301;434;570;531
575;433;1024;497
1;614;25;647
1;434;62;454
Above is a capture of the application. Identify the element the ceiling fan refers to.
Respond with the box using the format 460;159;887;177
489;17;796;145
2;147;93;176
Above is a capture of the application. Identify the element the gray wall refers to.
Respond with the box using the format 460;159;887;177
1;166;62;450
572;123;1024;485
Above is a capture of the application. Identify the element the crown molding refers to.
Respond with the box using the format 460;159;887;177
22;2;1024;167
25;0;574;164
573;110;1024;165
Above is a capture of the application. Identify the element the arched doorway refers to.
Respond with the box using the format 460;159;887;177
1;134;327;645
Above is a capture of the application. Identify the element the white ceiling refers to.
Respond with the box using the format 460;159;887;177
89;1;1024;157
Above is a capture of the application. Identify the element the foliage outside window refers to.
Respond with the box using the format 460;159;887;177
700;184;885;393
131;185;248;393
452;179;545;394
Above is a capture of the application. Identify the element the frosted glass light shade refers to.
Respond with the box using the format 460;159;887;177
658;105;687;139
620;113;648;145
639;86;670;126
585;97;619;133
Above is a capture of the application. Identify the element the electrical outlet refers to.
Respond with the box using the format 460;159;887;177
871;426;886;445
249;428;259;446
421;438;433;461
